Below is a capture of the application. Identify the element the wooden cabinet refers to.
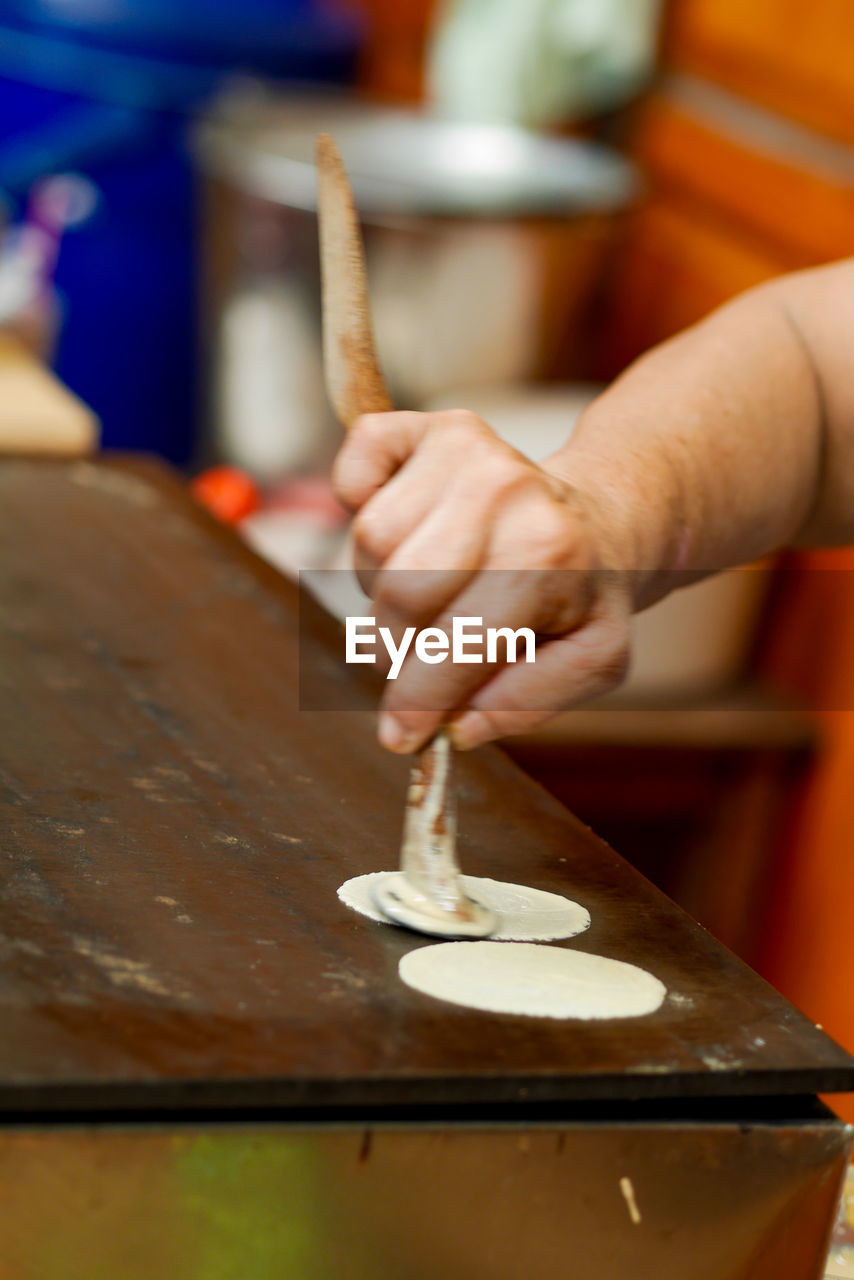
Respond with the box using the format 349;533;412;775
604;188;785;373
603;75;854;371
600;0;854;1110
667;0;854;142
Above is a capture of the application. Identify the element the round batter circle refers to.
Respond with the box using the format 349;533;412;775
398;941;666;1020
337;872;590;942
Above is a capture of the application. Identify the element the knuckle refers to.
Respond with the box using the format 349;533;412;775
331;440;360;496
437;408;490;436
494;708;548;737
539;502;573;547
373;578;412;615
432;410;502;457
466;707;507;739
351;504;391;559
351;412;392;440
373;562;417;610
374;573;430;620
524;503;577;566
478;445;530;494
349;410;417;457
597;631;631;687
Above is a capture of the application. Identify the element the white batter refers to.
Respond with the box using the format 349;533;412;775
337;872;590;942
398;941;666;1020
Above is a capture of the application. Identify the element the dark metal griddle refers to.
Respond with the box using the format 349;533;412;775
2;456;852;1115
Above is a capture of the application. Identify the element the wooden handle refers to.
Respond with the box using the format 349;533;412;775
315;133;393;428
316;133;450;797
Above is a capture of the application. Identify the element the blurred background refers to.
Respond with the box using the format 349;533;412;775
2;0;854;1138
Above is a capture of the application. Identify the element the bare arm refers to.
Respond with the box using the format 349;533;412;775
333;258;854;753
557;259;854;604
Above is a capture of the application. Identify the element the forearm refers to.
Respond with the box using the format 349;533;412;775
544;262;854;608
334;260;854;749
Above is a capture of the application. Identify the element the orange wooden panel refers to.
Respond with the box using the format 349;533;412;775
666;0;854;142
755;549;854;1122
604;72;854;369
635;90;854;265
603;196;785;371
608;4;854;1117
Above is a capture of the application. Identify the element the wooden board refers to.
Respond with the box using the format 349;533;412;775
635;81;854;267
666;0;854;145
1;456;852;1114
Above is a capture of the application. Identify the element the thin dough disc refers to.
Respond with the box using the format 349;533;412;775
399;941;666;1020
338;872;590;942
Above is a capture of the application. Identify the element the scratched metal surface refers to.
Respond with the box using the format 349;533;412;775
1;456;852;1113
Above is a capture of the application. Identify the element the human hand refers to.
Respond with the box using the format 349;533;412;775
333;409;635;752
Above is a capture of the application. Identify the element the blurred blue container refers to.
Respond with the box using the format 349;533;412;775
0;0;361;462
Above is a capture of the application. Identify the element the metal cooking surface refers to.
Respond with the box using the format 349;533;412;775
1;457;852;1114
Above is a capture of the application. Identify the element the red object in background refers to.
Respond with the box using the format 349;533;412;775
352;0;435;100
191;465;261;525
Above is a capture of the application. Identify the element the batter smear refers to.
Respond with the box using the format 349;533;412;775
338;872;591;942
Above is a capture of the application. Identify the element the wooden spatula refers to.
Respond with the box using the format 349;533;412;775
315;133;496;939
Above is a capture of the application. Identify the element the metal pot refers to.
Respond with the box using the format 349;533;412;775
194;85;638;478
